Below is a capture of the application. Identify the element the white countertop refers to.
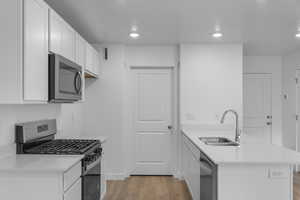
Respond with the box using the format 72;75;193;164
0;154;83;173
182;126;300;165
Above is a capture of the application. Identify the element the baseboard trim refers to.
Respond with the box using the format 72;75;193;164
173;170;183;180
106;171;182;180
100;190;106;200
106;173;127;180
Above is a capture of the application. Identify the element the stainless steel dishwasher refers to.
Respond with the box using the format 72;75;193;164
200;151;218;200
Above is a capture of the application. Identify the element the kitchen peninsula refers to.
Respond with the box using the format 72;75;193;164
182;125;300;200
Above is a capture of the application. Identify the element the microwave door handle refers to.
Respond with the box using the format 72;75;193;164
74;71;82;94
77;71;82;93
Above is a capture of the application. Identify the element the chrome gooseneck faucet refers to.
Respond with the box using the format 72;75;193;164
220;109;241;143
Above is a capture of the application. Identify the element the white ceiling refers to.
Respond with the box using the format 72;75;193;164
45;0;300;55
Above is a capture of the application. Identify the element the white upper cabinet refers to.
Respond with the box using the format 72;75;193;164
0;0;50;103
75;33;86;68
0;0;98;104
49;9;76;62
85;43;94;74
23;0;49;101
85;43;101;77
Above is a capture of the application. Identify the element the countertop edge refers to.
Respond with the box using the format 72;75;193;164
181;128;300;165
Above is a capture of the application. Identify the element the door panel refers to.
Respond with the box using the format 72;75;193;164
23;0;48;101
61;22;76;62
76;34;86;67
132;68;172;175
49;10;62;54
243;74;272;143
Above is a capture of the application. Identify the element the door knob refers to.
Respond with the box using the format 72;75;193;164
266;122;272;125
168;125;173;130
266;115;272;119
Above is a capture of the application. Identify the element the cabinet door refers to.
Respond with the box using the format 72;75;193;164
64;178;81;200
85;43;93;73
85;43;100;76
182;138;189;180
49;10;76;62
182;135;201;200
190;152;200;200
23;0;48;101
49;10;62;54
75;33;86;67
61;21;76;62
92;48;100;75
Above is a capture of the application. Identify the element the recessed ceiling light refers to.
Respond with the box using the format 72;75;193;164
296;33;300;38
129;32;140;39
212;32;223;38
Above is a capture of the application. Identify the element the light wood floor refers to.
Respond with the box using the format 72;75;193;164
294;173;300;200
103;176;192;200
104;174;300;200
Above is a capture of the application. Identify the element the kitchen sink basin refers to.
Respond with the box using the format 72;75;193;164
199;137;240;146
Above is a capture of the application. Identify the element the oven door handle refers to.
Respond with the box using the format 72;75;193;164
82;156;101;176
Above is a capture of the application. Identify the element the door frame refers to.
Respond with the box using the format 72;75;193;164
124;65;179;178
295;69;300;172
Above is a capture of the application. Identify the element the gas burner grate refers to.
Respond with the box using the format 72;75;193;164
25;139;99;154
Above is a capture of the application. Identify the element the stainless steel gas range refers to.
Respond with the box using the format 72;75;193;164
15;119;102;200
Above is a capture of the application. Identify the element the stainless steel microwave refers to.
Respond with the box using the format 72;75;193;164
49;54;82;103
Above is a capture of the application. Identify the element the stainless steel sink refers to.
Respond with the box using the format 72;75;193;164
199;137;240;146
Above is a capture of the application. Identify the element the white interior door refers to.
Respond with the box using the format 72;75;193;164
243;73;272;143
131;67;173;175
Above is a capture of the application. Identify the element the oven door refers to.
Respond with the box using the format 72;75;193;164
82;158;101;200
49;54;82;103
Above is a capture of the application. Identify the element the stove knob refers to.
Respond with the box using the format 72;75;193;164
95;148;102;154
85;156;92;162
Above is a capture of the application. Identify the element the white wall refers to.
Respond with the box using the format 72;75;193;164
83;44;126;179
125;46;178;67
0;103;83;147
60;103;83;137
282;50;300;150
180;44;243;126
243;56;283;145
82;44;178;179
0;104;61;146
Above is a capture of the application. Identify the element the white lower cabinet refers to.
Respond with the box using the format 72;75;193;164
182;134;200;200
63;161;82;191
181;132;293;200
64;178;81;200
0;161;82;200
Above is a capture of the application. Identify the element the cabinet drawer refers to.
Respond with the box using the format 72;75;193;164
183;133;200;160
64;178;81;200
64;162;81;191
